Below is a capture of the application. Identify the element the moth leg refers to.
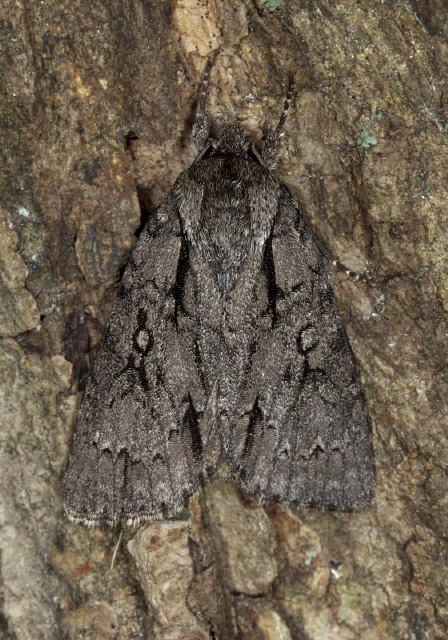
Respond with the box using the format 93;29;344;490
192;53;218;150
262;75;296;169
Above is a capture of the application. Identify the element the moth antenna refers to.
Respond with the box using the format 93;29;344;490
262;74;297;169
192;52;219;149
275;74;296;137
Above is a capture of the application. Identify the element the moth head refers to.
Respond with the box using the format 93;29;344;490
214;123;250;155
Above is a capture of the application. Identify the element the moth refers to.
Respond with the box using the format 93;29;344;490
63;61;375;526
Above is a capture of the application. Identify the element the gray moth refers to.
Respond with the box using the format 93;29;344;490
62;62;375;526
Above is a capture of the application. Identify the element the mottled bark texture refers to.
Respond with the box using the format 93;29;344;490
0;1;447;638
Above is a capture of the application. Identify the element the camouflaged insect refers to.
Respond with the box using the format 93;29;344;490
63;61;375;526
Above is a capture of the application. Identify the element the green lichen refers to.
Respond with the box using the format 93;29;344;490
357;107;382;148
337;581;370;629
259;0;283;10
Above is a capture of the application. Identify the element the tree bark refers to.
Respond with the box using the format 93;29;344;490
1;1;447;638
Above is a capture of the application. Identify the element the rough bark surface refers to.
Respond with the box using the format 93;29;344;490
1;1;447;638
